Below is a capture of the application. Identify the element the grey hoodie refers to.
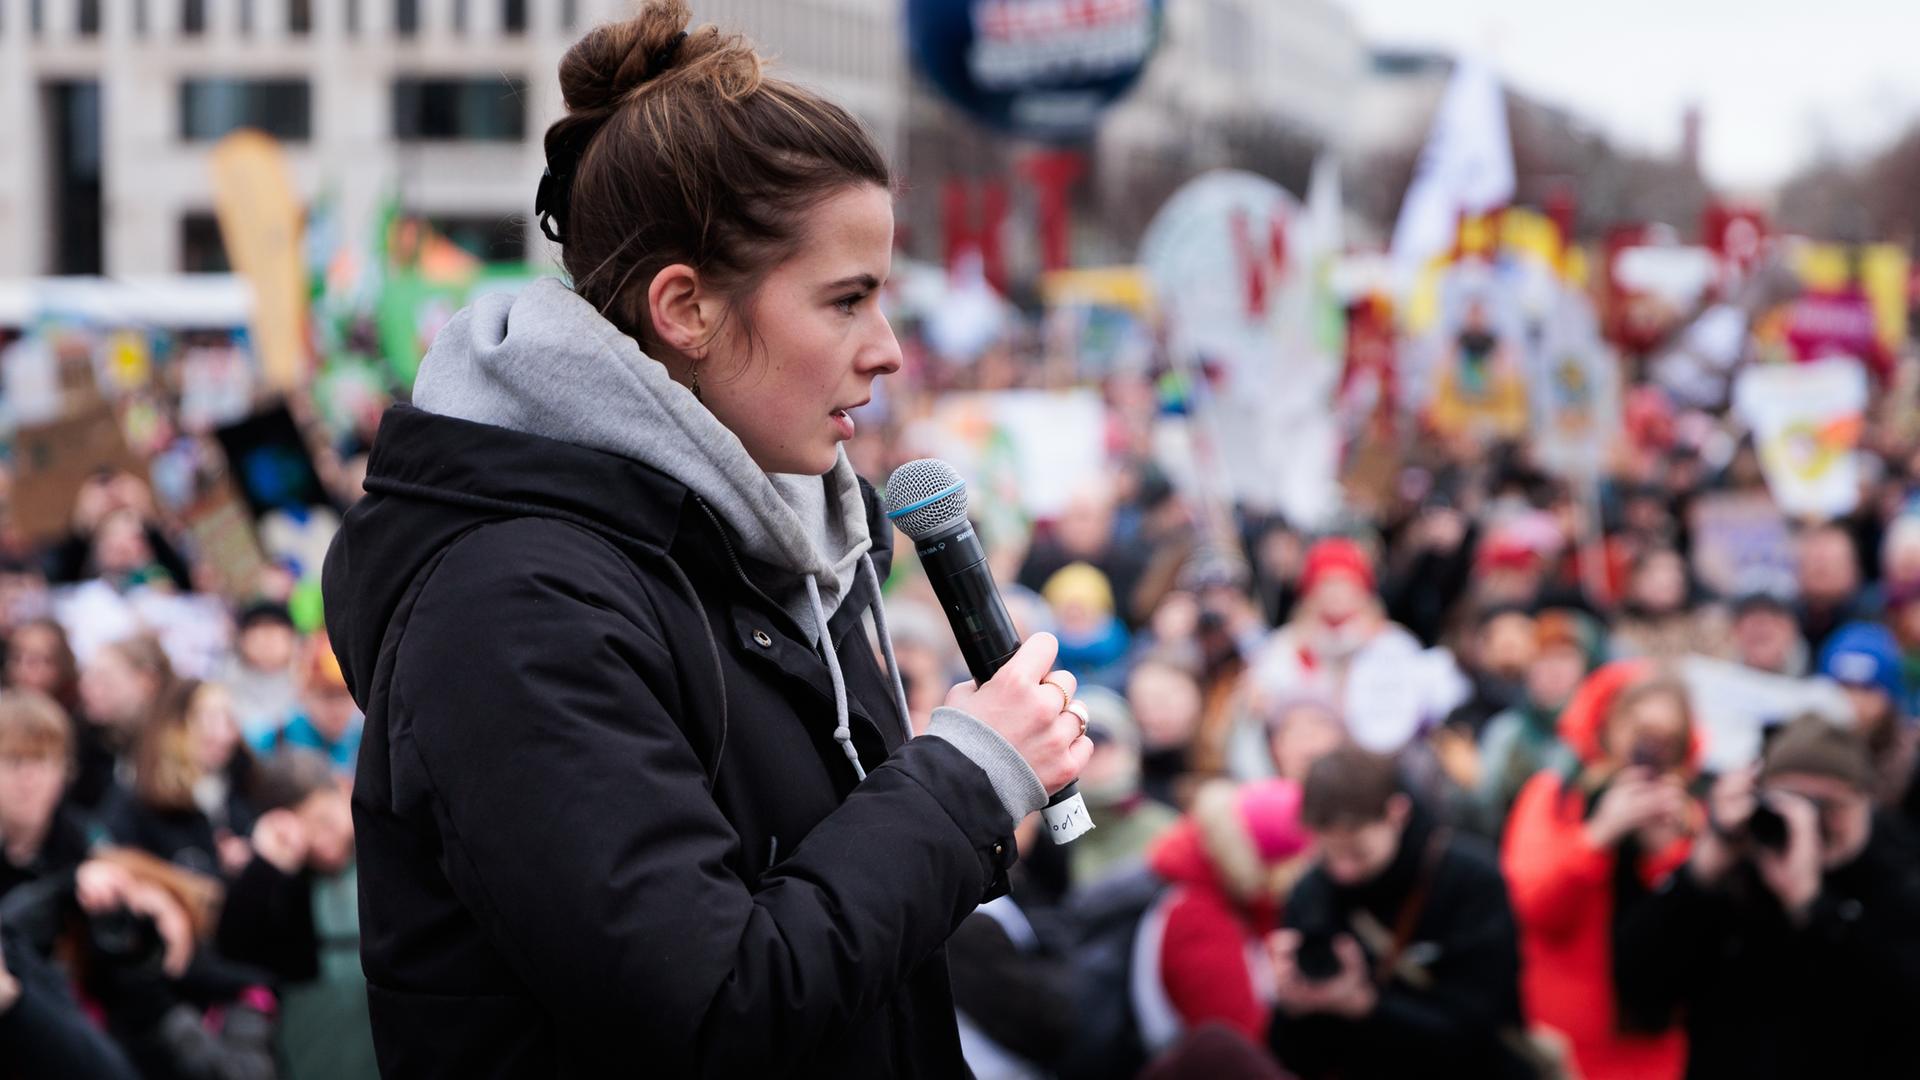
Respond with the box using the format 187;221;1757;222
411;279;1043;825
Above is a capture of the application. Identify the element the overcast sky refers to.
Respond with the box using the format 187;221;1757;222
1338;0;1920;192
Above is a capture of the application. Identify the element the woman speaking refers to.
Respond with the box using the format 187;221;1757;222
320;3;1091;1076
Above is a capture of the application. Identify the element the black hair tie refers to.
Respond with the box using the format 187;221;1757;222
535;30;690;245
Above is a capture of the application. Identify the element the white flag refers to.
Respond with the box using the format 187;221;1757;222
1390;56;1515;287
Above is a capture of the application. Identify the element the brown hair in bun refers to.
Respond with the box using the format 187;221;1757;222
549;0;891;361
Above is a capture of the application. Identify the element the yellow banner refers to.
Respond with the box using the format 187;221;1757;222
209;130;307;391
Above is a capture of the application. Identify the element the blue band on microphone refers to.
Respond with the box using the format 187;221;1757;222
885;482;965;520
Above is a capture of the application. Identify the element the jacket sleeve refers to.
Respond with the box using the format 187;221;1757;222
0;922;141;1080
214;856;319;985
1501;772;1612;940
390;521;1012;1076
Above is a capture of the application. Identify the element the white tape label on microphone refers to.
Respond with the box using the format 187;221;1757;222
1043;792;1095;844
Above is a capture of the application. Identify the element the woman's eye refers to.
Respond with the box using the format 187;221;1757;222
834;293;865;315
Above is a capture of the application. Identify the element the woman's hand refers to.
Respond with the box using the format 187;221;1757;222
1584;768;1682;850
944;632;1093;794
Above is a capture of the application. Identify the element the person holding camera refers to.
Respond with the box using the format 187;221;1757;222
1500;662;1695;1080
1266;746;1529;1079
1613;715;1920;1080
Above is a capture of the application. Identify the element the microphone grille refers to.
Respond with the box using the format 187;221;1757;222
884;458;970;539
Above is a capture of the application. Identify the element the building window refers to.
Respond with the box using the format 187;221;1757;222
134;0;148;36
503;0;527;34
29;0;43;36
346;0;359;36
289;0;311;35
181;79;313;141
239;0;254;36
430;215;526;263
561;0;579;31
78;0;101;36
182;0;206;35
395;0;419;36
452;0;467;34
392;77;527;141
181;214;230;273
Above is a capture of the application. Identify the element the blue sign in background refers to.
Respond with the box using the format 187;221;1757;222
907;0;1165;143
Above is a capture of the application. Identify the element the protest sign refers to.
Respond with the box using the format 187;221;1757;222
1733;359;1867;518
1679;655;1854;775
11;402;146;542
214;404;332;521
1689;492;1795;598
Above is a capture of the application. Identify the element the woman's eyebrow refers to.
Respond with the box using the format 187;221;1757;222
821;273;880;292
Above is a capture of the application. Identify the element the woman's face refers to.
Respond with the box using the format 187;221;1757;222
1631;552;1687;614
1602;689;1691;772
7;625;64;697
0;749;64;844
1268;705;1345;782
701;184;902;476
188;684;240;774
81;649;152;730
1127;664;1201;750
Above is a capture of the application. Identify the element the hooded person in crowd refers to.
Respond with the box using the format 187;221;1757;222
1817;622;1918;815
1250;538;1465;756
1614;716;1920;1080
1070;687;1179;888
320;5;1090;1074
1501;662;1697;1080
1268;746;1529;1079
1139;779;1312;1049
1444;606;1537;737
1471;609;1596;834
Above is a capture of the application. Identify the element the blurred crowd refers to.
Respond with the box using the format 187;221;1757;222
0;326;378;1076
861;275;1920;1079
4;250;1920;1080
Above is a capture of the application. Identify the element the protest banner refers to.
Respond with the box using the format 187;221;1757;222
209;131;308;393
10;400;146;542
1733;359;1867;518
1689;492;1795;598
1679;655;1854;775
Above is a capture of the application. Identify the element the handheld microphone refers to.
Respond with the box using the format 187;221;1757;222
885;459;1094;845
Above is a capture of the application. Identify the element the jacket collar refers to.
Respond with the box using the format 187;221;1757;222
363;405;691;555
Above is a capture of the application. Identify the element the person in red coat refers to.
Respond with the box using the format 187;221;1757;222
1138;779;1312;1050
1501;661;1698;1080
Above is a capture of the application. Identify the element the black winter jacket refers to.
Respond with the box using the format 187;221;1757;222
323;406;1018;1078
1613;818;1920;1079
1268;812;1531;1079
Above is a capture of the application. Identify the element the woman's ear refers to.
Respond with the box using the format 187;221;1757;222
647;263;716;359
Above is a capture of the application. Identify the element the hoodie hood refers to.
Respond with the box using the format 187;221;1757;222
1557;659;1703;769
1148;779;1310;906
411;277;870;645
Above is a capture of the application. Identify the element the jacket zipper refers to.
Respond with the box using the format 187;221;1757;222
695;497;806;636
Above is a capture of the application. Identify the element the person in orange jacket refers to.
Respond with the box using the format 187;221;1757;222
1501;661;1699;1080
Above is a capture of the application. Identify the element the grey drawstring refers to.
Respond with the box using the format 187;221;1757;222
809;556;918;785
861;554;918;745
807;575;866;782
